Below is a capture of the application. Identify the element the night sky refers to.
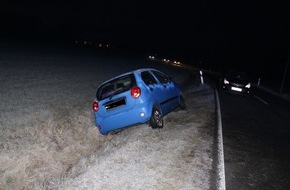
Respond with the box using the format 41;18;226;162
1;1;290;76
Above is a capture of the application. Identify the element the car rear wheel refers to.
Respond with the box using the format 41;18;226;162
149;106;163;129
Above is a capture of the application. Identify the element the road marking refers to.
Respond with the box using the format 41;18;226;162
215;89;226;190
254;95;269;105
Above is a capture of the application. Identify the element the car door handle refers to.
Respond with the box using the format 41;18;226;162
163;85;167;88
150;87;153;91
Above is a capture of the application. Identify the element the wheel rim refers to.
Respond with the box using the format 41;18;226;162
154;110;163;127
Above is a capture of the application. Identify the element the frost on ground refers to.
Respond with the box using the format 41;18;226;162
0;48;215;190
62;84;215;190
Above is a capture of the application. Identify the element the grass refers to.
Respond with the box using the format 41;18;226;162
0;48;214;190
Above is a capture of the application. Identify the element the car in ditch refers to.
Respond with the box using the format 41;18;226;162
92;68;186;135
220;69;251;94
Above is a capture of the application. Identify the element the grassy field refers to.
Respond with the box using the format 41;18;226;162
0;47;214;189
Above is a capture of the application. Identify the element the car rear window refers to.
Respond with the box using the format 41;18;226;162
97;74;135;100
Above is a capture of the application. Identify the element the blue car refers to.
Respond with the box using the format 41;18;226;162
92;68;186;135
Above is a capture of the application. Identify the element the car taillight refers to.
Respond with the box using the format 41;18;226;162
131;86;141;98
93;101;99;112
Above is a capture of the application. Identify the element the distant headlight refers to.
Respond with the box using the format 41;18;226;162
245;83;251;88
223;78;229;84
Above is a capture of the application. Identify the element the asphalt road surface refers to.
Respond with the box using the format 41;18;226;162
218;87;290;190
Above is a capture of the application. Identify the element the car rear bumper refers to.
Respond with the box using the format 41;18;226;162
95;106;152;135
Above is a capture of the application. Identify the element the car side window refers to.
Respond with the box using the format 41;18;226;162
152;71;169;84
141;71;157;85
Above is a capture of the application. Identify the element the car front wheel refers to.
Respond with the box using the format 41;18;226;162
149;106;163;129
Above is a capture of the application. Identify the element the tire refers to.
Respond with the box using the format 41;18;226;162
179;96;187;110
149;106;163;129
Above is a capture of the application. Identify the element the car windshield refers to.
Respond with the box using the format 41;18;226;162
97;74;135;100
225;70;247;80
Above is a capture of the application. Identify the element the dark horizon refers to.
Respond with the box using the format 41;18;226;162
1;1;290;92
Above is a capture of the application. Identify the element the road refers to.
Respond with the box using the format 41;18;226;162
218;87;290;190
164;63;290;189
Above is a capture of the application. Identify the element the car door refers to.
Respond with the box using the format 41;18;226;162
140;70;169;112
151;70;179;113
